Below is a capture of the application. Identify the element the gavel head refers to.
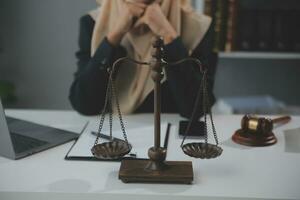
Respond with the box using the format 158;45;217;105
241;115;273;135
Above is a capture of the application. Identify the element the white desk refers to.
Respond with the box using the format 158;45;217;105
1;110;300;200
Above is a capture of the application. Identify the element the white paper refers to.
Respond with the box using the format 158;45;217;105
284;127;300;153
67;121;168;159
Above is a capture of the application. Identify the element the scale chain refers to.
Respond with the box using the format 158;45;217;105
111;75;129;144
94;76;112;146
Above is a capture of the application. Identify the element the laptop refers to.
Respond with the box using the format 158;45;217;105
0;99;79;160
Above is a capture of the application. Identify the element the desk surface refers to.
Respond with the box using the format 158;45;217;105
1;110;300;200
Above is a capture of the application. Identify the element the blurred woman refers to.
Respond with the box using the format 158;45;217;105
69;0;217;118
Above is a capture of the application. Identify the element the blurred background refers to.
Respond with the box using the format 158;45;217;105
0;0;300;114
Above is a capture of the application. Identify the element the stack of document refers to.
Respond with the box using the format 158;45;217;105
66;122;169;160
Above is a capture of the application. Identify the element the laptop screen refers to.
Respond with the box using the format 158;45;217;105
0;99;79;159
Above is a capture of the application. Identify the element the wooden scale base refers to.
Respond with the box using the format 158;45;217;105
119;159;193;184
232;129;277;147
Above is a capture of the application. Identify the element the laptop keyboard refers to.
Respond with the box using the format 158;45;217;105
10;132;48;154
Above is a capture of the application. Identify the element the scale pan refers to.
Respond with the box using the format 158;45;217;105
91;141;132;160
182;143;223;159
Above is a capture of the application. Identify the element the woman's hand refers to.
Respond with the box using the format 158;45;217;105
136;3;178;44
107;1;147;46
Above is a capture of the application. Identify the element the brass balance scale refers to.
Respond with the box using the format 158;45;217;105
91;37;223;184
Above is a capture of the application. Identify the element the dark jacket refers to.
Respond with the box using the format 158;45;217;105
69;15;217;119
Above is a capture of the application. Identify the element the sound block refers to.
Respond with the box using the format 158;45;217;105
232;129;277;147
119;159;193;184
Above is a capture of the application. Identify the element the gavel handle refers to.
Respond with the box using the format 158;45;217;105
272;116;291;124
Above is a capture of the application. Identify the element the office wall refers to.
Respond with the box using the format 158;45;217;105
1;0;96;109
0;1;14;83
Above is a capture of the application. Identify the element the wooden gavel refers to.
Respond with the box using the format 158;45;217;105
241;115;291;135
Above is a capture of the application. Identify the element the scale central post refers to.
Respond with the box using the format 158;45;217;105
119;37;193;184
146;37;167;171
153;38;162;150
